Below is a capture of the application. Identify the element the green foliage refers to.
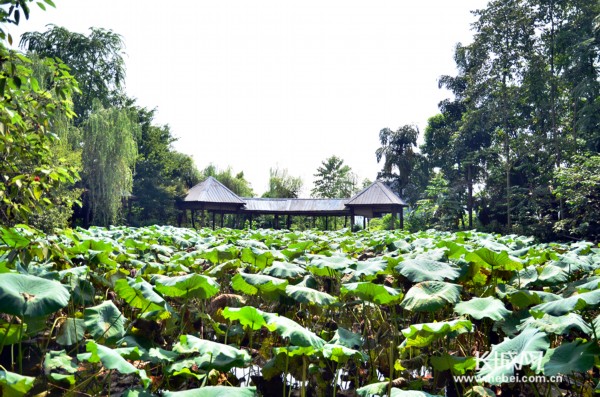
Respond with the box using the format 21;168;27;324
0;226;598;394
311;155;357;198
200;165;253;197
553;155;600;239
262;167;302;198
20;25;127;125
82;103;139;226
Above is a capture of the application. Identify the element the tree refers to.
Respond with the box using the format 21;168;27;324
0;1;80;226
20;25;126;125
81;103;139;226
200;165;254;198
375;125;425;205
262;167;303;198
129;106;200;225
311;155;356;198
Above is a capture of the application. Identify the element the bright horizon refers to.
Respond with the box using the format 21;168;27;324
8;0;487;196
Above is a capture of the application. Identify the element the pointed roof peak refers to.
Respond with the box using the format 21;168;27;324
184;176;245;204
346;180;407;206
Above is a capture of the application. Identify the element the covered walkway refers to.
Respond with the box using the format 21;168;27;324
176;177;407;230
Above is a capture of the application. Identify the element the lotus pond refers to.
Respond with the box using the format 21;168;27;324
0;225;599;396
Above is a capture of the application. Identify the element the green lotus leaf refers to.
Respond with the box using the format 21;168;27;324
0;273;70;318
508;290;560;308
401;319;472;348
356;381;388;397
114;277;170;314
284;285;337;306
273;345;319;357
535;265;568;285
341;282;403;305
172;334;251;371
518;312;592;336
241;246;280;269
454;297;511;321
56;318;86;346
394;258;459;282
328;327;363;349
467;247;522;271
430;353;476;375
154;273;220;299
43;349;78;374
263;312;326;348
530;289;600;316
306;254;354;277
199;244;240;264
477;328;549;385
0;321;25;345
262;261;306;279
77;340;150;388
231;272;288;296
282;241;314;260
0;368;35;396
511;266;538;288
84;300;125;343
400;281;462;312
222;306;267;330
163;386;256;396
542;341;600;376
322;343;367;363
346;259;389;281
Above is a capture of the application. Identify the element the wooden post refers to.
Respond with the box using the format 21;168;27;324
325;216;329;230
275;214;280;229
344;216;347;228
400;207;404;229
363;216;366;229
220;212;224;228
334;217;337;230
249;214;253;229
191;210;196;229
287;215;292;229
350;209;355;232
212;211;216;230
390;211;395;230
200;207;205;228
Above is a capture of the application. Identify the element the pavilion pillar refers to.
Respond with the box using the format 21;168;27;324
212;211;216;230
390;211;395;230
200;207;205;228
220;212;224;228
249;214;253;229
325;216;329;230
275;214;280;229
334;217;337;230
287;215;292;229
191;210;196;229
312;217;316;228
400;208;404;229
344;216;347;228
350;209;355;232
363;216;366;230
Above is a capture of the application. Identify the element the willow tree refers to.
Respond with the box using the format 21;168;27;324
82;104;139;226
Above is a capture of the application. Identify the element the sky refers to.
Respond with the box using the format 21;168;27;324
8;0;488;196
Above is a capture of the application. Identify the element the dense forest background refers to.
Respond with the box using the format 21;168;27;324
1;0;599;242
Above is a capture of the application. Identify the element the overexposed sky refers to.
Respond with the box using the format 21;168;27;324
9;0;487;196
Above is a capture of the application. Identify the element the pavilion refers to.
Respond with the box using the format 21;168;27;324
176;177;408;230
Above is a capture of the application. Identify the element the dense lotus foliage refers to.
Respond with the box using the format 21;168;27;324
0;225;599;396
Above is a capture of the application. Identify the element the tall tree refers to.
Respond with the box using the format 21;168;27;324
375;125;425;204
129;106;200;225
262;167;303;198
81;103;138;226
0;1;80;226
20;25;126;125
200;165;254;197
311;155;357;198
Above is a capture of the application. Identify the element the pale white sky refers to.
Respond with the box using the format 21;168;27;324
9;0;487;196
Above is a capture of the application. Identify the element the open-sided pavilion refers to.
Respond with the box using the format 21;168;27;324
176;177;408;230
